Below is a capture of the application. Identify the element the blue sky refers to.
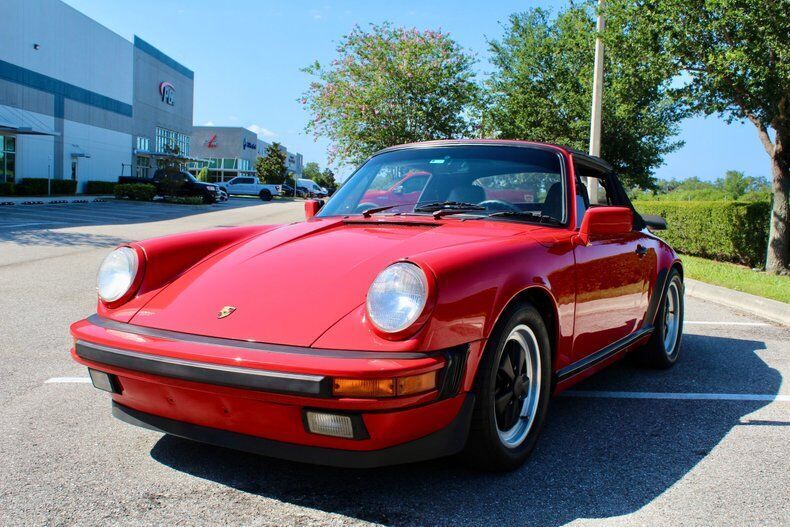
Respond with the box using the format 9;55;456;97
64;0;769;182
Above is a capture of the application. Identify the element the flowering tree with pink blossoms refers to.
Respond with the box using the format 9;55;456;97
301;23;479;166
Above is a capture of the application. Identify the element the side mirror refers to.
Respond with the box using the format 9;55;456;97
577;206;633;245
642;214;667;231
304;199;324;220
393;185;404;195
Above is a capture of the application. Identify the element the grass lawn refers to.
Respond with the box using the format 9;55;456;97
680;254;790;304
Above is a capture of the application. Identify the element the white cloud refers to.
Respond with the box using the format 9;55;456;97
202;120;215;126
247;124;277;139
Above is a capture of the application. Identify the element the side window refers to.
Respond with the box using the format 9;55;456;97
595;176;615;205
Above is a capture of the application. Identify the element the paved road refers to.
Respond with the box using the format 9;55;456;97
1;201;788;526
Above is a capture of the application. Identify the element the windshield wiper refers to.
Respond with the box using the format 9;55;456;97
487;211;564;226
413;201;487;213
361;205;399;218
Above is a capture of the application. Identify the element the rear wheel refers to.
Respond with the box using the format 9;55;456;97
464;303;551;471
638;269;684;368
259;189;272;201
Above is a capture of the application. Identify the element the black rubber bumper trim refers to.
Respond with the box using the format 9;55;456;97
111;394;476;469
86;314;434;360
555;327;653;382
76;340;331;397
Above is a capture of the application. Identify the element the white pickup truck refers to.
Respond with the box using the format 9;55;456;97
219;176;282;201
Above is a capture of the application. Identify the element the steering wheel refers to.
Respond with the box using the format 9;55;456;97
479;199;519;212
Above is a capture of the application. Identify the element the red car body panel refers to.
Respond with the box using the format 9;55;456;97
70;139;681;467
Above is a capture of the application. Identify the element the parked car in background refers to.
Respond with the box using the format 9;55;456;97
281;184;306;198
360;170;430;209
219;176;281;201
73;140;683;471
297;178;328;198
119;169;221;204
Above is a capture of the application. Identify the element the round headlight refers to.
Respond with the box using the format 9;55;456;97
366;262;428;333
97;247;139;303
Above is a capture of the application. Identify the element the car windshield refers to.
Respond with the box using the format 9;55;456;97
318;145;566;224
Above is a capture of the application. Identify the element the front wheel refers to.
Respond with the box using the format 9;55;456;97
259;189;272;201
463;303;551;471
638;269;684;368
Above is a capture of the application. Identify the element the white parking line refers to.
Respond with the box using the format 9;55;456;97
45;377;91;384
563;390;790;402
685;321;769;327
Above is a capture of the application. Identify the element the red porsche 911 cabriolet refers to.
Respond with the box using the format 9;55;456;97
70;140;684;471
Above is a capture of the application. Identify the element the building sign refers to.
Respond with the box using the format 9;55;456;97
205;135;218;148
159;82;175;106
242;138;257;151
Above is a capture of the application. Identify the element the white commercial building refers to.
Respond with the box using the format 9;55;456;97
0;0;193;192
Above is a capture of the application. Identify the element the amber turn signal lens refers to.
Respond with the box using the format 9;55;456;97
332;378;395;397
332;371;437;398
397;371;437;396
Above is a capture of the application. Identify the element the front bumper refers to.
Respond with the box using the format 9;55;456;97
71;315;476;466
112;395;474;468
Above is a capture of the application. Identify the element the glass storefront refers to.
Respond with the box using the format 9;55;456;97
155;127;190;156
134;155;151;178
0;136;16;183
188;157;255;183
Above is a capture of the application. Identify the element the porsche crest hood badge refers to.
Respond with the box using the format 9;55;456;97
217;306;237;319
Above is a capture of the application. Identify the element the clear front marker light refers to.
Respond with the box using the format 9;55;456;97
366;262;428;333
305;411;355;439
97;247;138;302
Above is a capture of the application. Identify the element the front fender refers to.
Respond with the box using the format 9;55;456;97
97;225;281;323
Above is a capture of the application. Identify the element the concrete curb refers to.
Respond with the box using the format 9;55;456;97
684;278;790;327
0;195;113;205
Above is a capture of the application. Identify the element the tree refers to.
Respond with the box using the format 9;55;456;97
301;23;479;166
486;4;686;189
256;142;287;184
155;143;183;173
196;166;209;182
316;168;337;192
302;161;321;181
640;0;789;273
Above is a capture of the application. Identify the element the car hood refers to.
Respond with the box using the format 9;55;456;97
129;217;536;346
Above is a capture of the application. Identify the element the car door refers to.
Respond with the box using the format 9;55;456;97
234;177;252;195
572;171;653;361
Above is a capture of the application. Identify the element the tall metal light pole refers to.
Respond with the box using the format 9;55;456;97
587;0;605;204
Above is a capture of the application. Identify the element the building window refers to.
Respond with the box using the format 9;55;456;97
135;156;151;179
155;127;190;156
0;136;16;184
136;136;150;152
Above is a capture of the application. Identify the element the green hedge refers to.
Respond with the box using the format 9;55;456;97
635;200;770;267
164;196;205;205
0;182;14;195
11;178;76;195
115;183;156;201
51;179;77;194
85;181;117;194
14;178;49;195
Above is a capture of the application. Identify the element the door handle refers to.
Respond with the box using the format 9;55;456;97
635;245;648;257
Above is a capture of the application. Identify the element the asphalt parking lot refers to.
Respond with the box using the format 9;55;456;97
1;200;788;526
